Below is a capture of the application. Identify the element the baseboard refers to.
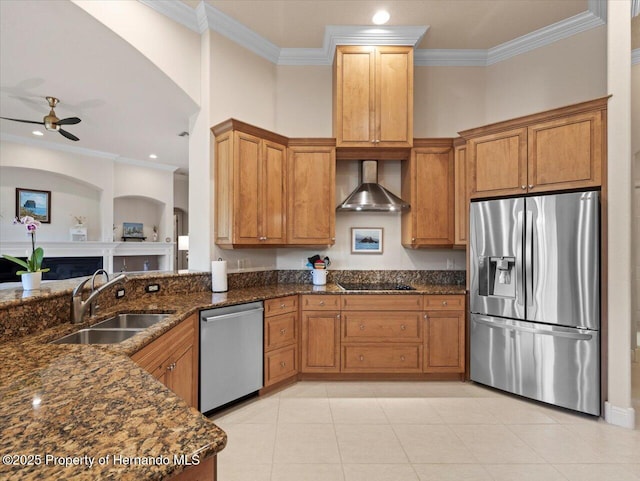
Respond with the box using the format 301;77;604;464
604;401;636;429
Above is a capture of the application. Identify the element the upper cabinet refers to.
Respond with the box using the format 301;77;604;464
287;139;336;246
212;119;288;248
401;139;454;248
462;97;608;199
453;139;468;247
333;46;413;149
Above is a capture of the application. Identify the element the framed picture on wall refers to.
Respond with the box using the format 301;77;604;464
122;222;146;241
16;188;51;223
351;227;383;254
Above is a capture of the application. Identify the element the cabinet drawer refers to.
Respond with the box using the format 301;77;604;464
301;294;341;310
342;344;422;372
265;295;298;316
342;312;422;342
424;295;465;310
341;295;423;311
265;345;297;386
265;312;297;351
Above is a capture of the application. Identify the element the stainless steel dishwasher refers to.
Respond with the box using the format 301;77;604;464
200;301;264;413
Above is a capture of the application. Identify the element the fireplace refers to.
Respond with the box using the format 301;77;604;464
0;257;103;283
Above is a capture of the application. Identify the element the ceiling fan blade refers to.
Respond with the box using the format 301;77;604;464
56;117;81;126
59;129;79;141
0;116;45;126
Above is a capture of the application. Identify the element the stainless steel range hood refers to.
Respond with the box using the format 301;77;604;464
336;160;409;212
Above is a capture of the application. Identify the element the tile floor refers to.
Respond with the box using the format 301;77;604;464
210;381;640;481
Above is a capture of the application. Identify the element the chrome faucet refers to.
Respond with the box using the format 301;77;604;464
90;269;109;316
71;271;126;324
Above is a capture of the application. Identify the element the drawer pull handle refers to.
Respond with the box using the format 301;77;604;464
424;313;428;320
359;325;365;330
359;355;364;361
319;300;325;306
167;362;176;371
400;355;406;362
442;301;448;306
280;361;286;368
280;328;286;335
400;324;406;330
280;303;286;308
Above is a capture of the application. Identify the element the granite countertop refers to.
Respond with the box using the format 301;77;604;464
0;281;464;480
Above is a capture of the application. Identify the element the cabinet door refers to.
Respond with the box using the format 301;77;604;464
527;110;602;193
424;310;465;373
454;142;468;246
214;131;233;246
301;311;340;372
234;131;262;244
169;337;198;408
469;128;527;199
287;146;336;245
261;139;287;244
376;46;413;147
334;46;375;147
265;345;297;387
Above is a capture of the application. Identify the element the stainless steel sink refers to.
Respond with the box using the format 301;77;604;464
51;329;141;345
91;313;170;330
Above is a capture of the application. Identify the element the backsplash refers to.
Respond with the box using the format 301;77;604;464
277;269;466;286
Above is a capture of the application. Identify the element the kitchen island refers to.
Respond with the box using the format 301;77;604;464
0;272;464;480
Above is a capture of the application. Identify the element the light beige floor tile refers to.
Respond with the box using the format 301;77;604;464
278;398;333;424
372;381;466;398
377;398;444;424
463;383;507;398
451;424;546;464
430;398;500;424
412;464;492;481
216;424;277;465
484;464;568;481
329;398;388;424
212;396;280;425
335;424;408;464
393;424;478;464
507;424;609;464
623;464;640;477
278;381;329;398
534;405;600;425
325;381;378;398
554;464;640;481
216;463;272;481
273;424;340;464
562;423;640;464
343;463;419;481
271;463;345;481
474;397;558;424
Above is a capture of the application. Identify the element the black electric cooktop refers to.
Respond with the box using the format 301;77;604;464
337;282;416;291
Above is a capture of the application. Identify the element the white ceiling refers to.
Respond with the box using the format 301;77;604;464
0;0;613;174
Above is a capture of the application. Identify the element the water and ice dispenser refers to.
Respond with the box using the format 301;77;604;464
478;256;516;299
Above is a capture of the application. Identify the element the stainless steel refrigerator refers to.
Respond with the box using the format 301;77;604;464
469;191;600;415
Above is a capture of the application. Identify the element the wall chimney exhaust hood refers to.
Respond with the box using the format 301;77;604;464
336;160;409;212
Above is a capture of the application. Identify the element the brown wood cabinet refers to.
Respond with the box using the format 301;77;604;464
131;313;199;408
453;138;469;247
263;296;298;387
170;454;216;481
462;97;607;199
212;119;288;247
423;295;465;374
333;45;413;148
401;139;455;247
300;295;341;373
287;139;336;245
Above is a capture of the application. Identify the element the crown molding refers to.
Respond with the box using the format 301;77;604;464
138;0;607;67
633;49;640;66
0;133;178;172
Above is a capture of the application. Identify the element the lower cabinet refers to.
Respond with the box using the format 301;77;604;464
301;295;341;373
131;313;199;408
263;296;298;387
170;454;216;481
423;295;466;373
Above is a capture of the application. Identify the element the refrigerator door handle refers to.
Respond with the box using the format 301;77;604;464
473;317;594;341
525;208;534;307
516;209;525;307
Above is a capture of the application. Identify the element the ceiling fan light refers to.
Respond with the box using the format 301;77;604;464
149;154;158;159
372;10;390;25
32;130;44;136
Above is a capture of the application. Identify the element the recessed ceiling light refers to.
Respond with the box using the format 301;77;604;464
149;154;158;159
372;10;390;25
32;130;44;136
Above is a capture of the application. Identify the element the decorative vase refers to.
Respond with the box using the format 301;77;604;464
22;271;42;290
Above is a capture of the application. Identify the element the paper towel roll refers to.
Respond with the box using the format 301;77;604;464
211;260;228;292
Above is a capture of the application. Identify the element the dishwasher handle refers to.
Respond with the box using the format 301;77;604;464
202;307;264;323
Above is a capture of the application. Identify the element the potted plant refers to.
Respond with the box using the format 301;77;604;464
2;216;50;290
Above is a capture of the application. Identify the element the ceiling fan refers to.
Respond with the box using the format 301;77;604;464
0;96;81;141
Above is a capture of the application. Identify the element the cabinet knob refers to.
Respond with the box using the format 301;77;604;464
412;237;416;242
400;324;406;330
400;355;406;362
331;237;336;241
167;362;176;371
336;314;340;319
359;324;365;331
359;355;365;361
319;300;325;306
529;184;534;189
442;301;448;306
424;313;428;320
280;361;286;368
521;185;526;190
371;139;376;143
280;303;286;308
280;328;286;335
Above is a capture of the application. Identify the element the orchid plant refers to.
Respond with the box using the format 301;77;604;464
2;216;50;274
